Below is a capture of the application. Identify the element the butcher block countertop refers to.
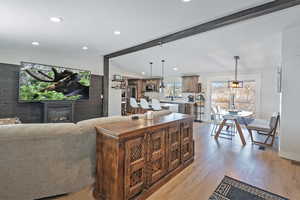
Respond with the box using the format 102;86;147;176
95;113;192;138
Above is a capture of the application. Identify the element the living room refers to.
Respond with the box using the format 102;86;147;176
1;1;300;200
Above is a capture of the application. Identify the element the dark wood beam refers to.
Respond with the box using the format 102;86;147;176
105;0;300;58
103;56;109;116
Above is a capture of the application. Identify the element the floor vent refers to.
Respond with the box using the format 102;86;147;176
291;161;300;166
258;146;266;151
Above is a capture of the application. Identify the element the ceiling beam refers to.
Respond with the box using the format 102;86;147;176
102;56;109;117
105;0;300;59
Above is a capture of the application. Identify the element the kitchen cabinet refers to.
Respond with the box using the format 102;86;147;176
182;75;199;93
127;78;161;100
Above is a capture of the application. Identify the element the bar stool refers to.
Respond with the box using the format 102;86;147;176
151;99;162;111
129;98;140;114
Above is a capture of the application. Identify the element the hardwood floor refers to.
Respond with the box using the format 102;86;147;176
53;123;300;200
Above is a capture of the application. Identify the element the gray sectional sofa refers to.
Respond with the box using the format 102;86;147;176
0;110;172;200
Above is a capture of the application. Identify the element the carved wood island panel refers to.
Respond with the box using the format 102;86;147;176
94;113;194;200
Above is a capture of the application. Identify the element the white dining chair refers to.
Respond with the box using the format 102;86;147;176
246;112;280;147
140;98;151;110
151;99;162;111
216;105;222;113
211;107;236;138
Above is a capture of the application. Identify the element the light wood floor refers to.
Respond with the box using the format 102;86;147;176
53;123;300;200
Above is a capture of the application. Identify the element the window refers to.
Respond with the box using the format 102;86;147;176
164;81;182;98
211;80;256;113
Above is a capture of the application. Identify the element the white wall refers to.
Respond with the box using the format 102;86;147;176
0;49;103;75
108;64;123;116
108;61;143;116
280;25;300;162
260;68;281;118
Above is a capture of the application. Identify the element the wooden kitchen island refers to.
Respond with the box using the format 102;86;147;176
94;113;194;200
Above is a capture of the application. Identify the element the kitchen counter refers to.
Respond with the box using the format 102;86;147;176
160;99;196;104
160;99;193;117
160;99;203;122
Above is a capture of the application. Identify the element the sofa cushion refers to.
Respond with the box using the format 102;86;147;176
0;123;96;200
247;119;271;132
0;123;81;140
77;116;133;135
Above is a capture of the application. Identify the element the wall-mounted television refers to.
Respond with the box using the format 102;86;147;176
19;62;91;102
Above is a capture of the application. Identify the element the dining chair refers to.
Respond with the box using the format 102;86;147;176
216;105;222;113
246;112;280;147
151;99;162;111
129;97;140;114
140;98;151;111
211;106;222;136
211;107;236;138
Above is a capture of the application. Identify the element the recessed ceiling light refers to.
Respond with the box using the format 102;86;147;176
114;30;121;35
82;46;88;50
182;0;191;2
141;72;146;75
173;67;178;71
31;41;40;46
50;17;63;23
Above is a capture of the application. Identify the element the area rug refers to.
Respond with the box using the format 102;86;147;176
209;176;288;200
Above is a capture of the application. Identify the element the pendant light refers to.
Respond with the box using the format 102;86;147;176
160;60;165;88
228;56;243;88
149;62;153;78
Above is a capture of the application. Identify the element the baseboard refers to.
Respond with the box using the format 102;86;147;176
279;151;300;162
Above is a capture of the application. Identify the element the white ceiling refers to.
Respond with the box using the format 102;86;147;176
112;5;300;76
1;0;299;76
0;0;272;56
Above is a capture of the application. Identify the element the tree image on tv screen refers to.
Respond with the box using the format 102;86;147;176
19;63;91;101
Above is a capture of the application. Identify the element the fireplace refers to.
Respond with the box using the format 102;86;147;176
43;102;74;123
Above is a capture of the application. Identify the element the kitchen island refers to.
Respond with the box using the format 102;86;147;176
94;113;194;200
160;99;199;120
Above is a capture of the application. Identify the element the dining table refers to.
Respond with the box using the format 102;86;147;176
214;110;253;145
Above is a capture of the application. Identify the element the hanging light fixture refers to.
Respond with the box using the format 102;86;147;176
160;60;165;88
149;62;153;78
228;56;243;88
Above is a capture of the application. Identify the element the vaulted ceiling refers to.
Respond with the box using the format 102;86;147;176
1;0;299;75
111;5;300;76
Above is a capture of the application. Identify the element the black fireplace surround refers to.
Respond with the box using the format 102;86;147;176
0;63;104;123
43;102;74;123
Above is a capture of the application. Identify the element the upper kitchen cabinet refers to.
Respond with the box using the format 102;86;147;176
127;78;161;100
142;78;161;93
182;75;200;93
